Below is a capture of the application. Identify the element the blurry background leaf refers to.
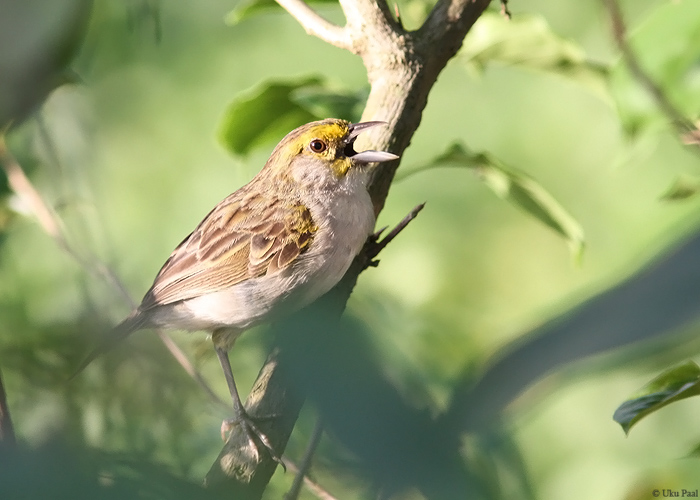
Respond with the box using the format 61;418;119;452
661;175;700;201
465;429;537;500
217;76;320;156
290;85;367;124
0;0;92;127
126;0;162;43
453;231;700;438
613;361;700;435
399;142;585;258
271;312;480;497
460;12;610;101
0;438;220;500
218;76;367;156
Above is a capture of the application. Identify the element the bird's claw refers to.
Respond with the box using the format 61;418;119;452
220;413;285;470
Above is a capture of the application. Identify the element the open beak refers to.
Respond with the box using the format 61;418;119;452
344;121;400;164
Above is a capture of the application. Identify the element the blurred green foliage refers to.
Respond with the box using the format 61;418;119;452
0;0;91;126
217;76;365;155
398;142;585;258
3;0;700;498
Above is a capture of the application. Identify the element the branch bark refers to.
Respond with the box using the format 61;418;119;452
275;0;351;49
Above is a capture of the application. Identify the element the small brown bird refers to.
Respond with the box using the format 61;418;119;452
78;118;398;458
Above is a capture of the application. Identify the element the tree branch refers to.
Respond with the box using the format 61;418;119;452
601;0;695;134
338;0;400;50
0;134;64;243
283;417;325;500
420;0;492;50
283;457;338;500
208;0;494;493
274;0;351;49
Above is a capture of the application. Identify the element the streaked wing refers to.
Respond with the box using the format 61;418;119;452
139;191;317;310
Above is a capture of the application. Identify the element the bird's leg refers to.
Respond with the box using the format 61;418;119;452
214;345;281;464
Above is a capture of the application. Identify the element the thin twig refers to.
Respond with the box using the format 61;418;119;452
282;461;338;500
274;0;350;49
284;417;326;500
393;3;403;30
1;134;122;294
365;202;425;264
0;133;225;408
0;135;64;242
500;0;511;19
0;366;16;449
155;331;229;411
602;0;694;134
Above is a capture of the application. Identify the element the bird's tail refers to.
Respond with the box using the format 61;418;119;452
70;311;148;379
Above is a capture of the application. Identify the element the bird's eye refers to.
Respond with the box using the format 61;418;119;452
309;139;327;153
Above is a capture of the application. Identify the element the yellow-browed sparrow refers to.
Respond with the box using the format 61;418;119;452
79;118;398;459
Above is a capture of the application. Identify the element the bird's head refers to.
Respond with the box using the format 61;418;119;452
264;119;399;186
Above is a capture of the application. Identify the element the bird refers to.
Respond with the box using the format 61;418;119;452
77;118;399;460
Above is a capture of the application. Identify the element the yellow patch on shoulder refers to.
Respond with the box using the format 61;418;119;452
286;204;318;250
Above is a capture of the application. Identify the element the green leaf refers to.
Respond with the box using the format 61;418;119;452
399;143;585;258
217;77;320;156
660;175;700;201
226;0;336;25
613;361;700;435
217;77;367;156
460;12;610;101
290;86;367;124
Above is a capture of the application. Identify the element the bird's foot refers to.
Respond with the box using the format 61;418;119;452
220;412;284;469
